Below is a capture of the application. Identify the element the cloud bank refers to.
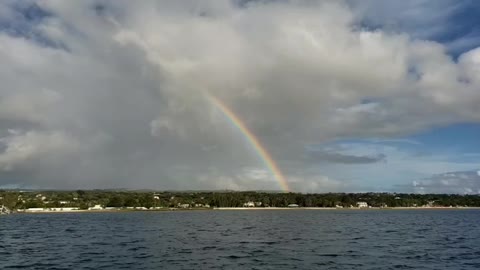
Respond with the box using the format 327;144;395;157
0;1;479;191
413;170;480;194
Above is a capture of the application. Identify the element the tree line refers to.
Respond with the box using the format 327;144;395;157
2;190;480;210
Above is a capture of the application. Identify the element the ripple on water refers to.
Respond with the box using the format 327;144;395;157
1;210;480;269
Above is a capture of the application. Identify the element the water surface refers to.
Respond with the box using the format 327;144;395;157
1;209;479;269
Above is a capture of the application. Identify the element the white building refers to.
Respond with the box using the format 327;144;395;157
88;204;103;210
178;203;190;208
35;194;47;201
356;202;368;208
243;201;255;207
50;207;78;211
25;208;47;212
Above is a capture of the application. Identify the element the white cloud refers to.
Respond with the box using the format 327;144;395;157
413;170;480;194
0;89;61;124
0;1;479;191
311;141;480;192
0;130;79;171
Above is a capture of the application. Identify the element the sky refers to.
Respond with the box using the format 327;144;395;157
0;0;479;193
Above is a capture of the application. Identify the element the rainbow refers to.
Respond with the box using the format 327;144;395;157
207;94;290;192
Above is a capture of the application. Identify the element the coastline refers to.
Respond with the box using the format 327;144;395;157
9;206;480;214
214;206;480;210
13;208;212;214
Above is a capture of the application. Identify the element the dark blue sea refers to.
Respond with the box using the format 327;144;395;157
1;209;480;269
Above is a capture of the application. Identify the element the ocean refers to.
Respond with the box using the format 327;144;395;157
1;209;479;269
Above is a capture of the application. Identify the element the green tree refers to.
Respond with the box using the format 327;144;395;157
107;196;124;207
139;194;154;209
1;192;19;209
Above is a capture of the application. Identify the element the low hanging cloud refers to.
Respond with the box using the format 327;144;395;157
305;142;387;164
0;1;479;191
413;170;480;194
307;150;386;164
0;130;80;172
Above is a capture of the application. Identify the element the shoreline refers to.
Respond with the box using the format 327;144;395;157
214;206;480;210
9;206;480;214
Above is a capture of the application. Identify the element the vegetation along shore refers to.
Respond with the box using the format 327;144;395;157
1;190;480;214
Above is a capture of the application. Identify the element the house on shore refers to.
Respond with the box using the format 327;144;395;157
178;203;190;208
24;208;46;212
243;201;255;207
356;202;368;208
88;205;104;210
50;207;78;211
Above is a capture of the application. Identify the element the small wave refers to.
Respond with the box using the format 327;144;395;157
225;254;249;259
133;254;153;259
262;241;278;245
91;242;109;246
318;253;339;257
127;246;147;251
393;264;415;269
